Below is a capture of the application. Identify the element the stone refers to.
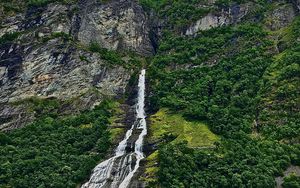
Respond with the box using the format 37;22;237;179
266;4;296;31
185;3;251;35
76;0;154;55
0;0;156;130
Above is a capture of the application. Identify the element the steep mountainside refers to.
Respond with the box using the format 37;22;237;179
142;0;300;187
0;0;155;131
0;0;155;187
0;0;300;188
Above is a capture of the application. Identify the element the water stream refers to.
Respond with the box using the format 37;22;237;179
82;69;147;188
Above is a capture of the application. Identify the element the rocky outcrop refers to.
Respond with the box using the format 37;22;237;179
266;3;296;31
292;0;300;12
1;39;131;103
0;104;35;131
185;3;251;35
77;0;154;55
0;0;155;130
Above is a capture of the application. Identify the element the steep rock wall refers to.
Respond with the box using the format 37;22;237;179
185;3;251;35
0;0;155;130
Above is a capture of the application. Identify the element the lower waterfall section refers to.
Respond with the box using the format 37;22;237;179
82;69;147;188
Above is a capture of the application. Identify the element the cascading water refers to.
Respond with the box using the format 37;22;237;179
82;69;147;188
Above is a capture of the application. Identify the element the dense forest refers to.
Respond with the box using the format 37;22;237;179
142;0;300;187
0;98;113;187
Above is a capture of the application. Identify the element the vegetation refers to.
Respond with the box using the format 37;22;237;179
158;138;299;188
88;42;144;69
0;0;26;17
142;0;300;187
142;150;159;187
41;32;73;43
88;42;125;66
0;0;77;18
149;108;218;148
27;0;77;7
0;99;113;187
214;0;247;7
0;32;20;45
139;0;210;31
0;0;299;187
149;23;273;135
282;173;300;188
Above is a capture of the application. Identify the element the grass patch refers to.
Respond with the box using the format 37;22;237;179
149;108;219;148
109;128;123;141
145;109;219;186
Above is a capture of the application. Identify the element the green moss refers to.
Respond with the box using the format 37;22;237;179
150;108;219;148
109;128;123;141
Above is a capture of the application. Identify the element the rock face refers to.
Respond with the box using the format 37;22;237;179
293;0;300;11
0;0;155;130
266;4;296;31
185;3;250;35
0;40;131;103
77;0;154;55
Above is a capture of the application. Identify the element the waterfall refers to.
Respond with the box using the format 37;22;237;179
82;69;147;188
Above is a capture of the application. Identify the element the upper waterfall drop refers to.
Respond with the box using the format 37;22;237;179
119;69;147;188
82;69;147;188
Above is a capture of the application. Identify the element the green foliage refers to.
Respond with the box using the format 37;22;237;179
41;32;73;43
0;0;26;16
88;42;125;65
146;1;300;187
0;100;112;187
140;0;210;31
0;32;20;45
256;16;300;142
0;0;77;19
79;55;90;63
283;174;300;188
158;137;300;188
214;0;247;7
149;23;272;135
27;0;51;7
12;97;60;118
149;108;218;148
27;0;77;7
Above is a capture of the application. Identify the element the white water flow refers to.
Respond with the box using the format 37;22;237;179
82;69;147;188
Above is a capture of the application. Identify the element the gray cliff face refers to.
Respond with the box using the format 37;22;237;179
76;0;154;55
265;3;296;31
185;3;251;35
185;1;299;35
293;0;300;11
0;0;154;130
